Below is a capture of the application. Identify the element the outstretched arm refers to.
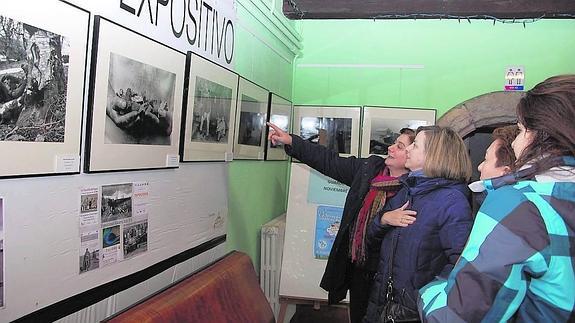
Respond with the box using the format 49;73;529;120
267;121;365;186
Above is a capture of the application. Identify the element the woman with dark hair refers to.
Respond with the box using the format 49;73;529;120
419;75;575;322
363;126;473;323
469;125;520;215
268;122;415;323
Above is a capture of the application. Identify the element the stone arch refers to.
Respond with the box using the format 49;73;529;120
437;91;524;137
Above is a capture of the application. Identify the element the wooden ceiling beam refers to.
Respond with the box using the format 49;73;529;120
283;0;575;20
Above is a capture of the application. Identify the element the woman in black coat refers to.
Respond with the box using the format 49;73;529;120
268;122;415;323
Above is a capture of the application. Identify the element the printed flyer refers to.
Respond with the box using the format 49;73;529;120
314;205;344;259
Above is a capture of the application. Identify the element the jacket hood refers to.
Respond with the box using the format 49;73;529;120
399;174;470;198
485;156;575;191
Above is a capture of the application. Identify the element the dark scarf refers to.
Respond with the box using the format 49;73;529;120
350;167;402;266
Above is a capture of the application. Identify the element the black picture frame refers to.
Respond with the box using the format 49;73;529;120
85;16;186;173
180;52;239;162
360;106;436;158
264;93;293;161
233;78;269;160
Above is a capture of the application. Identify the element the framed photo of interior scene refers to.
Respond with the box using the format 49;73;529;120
181;53;238;162
360;106;436;158
85;16;185;172
265;93;292;161
233;78;269;160
0;0;89;178
293;106;361;161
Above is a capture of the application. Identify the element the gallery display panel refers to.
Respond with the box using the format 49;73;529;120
181;53;238;162
233;78;269;160
293;106;361;160
0;0;89;178
85;16;185;172
265;93;293;161
360;106;436;158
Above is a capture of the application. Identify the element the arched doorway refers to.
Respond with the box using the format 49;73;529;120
437;91;524;180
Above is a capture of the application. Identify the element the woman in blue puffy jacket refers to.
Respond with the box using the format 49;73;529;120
363;126;474;323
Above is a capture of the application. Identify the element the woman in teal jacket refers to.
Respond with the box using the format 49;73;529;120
419;75;575;322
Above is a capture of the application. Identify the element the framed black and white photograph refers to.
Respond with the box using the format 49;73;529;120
101;183;132;224
361;106;436;158
293;106;361;159
265;93;292;161
181;53;238;161
0;0;89;177
233;78;269;160
85;16;185;172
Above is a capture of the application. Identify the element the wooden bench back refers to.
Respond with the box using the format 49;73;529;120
104;251;275;323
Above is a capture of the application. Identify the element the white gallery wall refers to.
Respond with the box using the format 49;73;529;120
0;0;298;321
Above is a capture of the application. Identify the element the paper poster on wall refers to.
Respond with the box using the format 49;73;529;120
0;198;4;307
101;183;133;226
307;170;349;207
314;205;343;260
78;182;150;273
123;221;148;260
80;187;99;227
79;230;100;274
101;225;121;267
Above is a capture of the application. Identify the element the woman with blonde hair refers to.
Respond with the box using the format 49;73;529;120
363;126;473;323
419;75;575;322
268;122;416;323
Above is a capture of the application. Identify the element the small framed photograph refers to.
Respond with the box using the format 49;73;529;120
0;0;89;177
293;106;361;159
85;16;185;172
181;53;238;162
233;78;269;160
265;93;293;161
361;106;436;158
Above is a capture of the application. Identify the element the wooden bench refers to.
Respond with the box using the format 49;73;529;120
104;251;275;323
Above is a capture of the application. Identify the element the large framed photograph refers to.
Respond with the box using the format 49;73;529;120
233;78;269;160
265;93;292;161
293;106;361;160
85;16;185;172
0;0;89;178
361;106;436;158
181;53;238;162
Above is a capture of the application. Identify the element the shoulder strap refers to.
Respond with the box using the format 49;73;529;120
385;229;400;302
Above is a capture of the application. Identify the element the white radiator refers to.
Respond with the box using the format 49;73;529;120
260;214;286;319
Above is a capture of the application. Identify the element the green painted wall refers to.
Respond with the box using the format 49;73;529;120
226;0;299;272
227;14;575;272
293;19;575;117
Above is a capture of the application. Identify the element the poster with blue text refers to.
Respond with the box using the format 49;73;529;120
307;169;349;207
314;205;344;259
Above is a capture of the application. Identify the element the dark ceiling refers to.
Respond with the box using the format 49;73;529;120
283;0;575;20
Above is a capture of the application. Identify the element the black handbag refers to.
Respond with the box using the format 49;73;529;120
378;231;420;323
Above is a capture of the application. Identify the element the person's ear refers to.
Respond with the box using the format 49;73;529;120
502;165;512;174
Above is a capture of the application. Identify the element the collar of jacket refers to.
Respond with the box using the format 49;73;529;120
484;156;575;191
398;173;469;198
